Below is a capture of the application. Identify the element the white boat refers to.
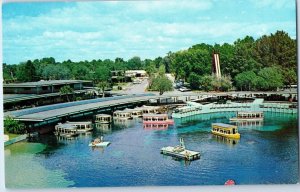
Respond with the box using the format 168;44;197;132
95;114;112;124
230;111;264;122
123;108;143;118
88;137;110;147
64;121;93;132
113;110;133;120
143;113;174;125
54;123;79;138
136;105;161;114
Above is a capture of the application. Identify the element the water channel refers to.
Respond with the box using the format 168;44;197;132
5;112;298;188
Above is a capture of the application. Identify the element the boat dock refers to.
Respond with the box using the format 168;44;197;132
160;138;200;161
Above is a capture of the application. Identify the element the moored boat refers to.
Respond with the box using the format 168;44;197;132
64;121;93;132
95;114;112;124
113;110;133;120
137;105;161;114
230;111;263;122
123;108;143;118
211;123;240;139
54;123;79;138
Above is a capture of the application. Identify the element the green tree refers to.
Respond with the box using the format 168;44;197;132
200;75;232;92
200;75;214;92
234;71;258;91
59;85;74;102
24;60;37;81
42;65;71;80
16;60;37;82
127;56;142;69
94;66;110;83
4;116;26;134
145;62;157;78
254;31;296;70
258;67;283;91
282;69;297;90
189;72;201;90
151;75;173;95
230;36;260;78
96;81;110;98
158;64;166;76
219;75;233;92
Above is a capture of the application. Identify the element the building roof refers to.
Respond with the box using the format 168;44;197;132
96;114;111;117
212;123;237;128
3;80;92;88
143;113;168;117
3;89;90;104
55;123;77;129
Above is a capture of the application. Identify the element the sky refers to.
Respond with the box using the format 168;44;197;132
2;0;296;64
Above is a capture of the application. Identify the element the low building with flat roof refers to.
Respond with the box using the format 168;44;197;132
125;70;147;78
4;80;92;94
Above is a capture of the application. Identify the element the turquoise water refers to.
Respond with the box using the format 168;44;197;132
5;112;299;188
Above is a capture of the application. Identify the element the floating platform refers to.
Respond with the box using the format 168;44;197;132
160;146;200;161
160;138;200;161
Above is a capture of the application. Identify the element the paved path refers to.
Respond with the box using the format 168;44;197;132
123;79;149;94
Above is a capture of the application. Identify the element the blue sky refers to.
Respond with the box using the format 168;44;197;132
2;0;296;64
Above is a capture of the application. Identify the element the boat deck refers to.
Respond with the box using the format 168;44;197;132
160;146;200;161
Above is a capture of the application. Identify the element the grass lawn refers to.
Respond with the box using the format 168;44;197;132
4;132;21;140
117;82;130;86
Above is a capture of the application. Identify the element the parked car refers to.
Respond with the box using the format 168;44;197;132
179;87;191;92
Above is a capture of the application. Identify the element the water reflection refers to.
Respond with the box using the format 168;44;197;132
161;154;192;166
143;123;169;130
113;119;135;128
234;120;263;129
90;146;106;154
95;123;112;133
211;134;239;146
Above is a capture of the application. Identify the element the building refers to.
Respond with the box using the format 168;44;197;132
3;80;92;94
125;70;147;78
212;52;221;78
110;70;147;83
3;80;93;111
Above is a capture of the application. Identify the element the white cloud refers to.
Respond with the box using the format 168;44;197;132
2;0;296;64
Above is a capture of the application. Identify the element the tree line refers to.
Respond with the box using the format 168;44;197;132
3;30;297;91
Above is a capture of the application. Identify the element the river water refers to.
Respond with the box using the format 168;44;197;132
5;112;298;188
